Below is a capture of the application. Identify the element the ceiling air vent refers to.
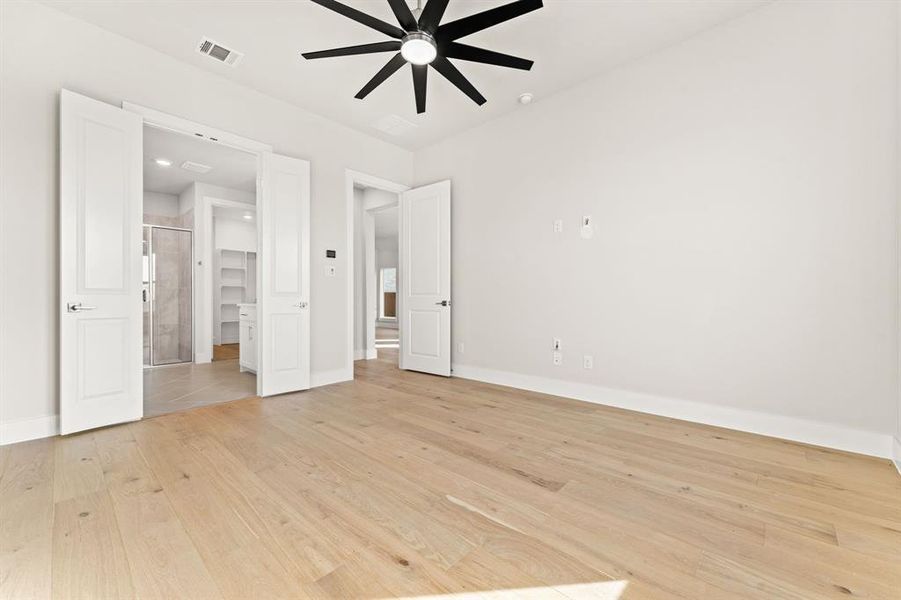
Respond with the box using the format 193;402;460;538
181;161;213;174
197;37;243;67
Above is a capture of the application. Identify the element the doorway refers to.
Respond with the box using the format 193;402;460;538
353;185;400;366
347;171;452;377
60;90;313;435
140;123;257;417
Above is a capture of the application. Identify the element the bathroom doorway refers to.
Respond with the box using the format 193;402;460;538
141;122;258;417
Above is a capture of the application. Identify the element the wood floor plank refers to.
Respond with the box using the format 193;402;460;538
0;439;55;600
130;417;312;599
51;490;135;599
93;425;223;599
3;351;900;599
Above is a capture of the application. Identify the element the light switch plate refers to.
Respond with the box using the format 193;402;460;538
580;215;594;239
553;219;563;233
325;265;336;277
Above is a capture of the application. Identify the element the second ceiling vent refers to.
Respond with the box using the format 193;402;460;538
197;37;243;67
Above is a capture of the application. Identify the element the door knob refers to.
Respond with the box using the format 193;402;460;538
67;302;97;313
294;301;309;309
435;300;450;307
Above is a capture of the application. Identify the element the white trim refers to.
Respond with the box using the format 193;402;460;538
122;102;273;154
1;415;60;445
198;196;257;367
124;100;269;397
345;170;410;382
452;364;894;459
893;436;901;475
311;367;353;388
353;349;379;361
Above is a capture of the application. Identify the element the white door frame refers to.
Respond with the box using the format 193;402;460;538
345;170;409;376
198;196;257;365
122;102;272;396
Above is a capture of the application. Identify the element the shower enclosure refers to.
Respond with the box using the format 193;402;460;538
143;225;193;366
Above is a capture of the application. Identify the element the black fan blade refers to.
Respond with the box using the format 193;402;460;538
442;42;533;70
356;53;407;99
431;56;486;106
413;64;428;114
418;0;450;34
387;0;418;31
438;0;542;41
310;0;406;39
302;41;401;60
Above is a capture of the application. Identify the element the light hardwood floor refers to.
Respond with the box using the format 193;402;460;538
213;344;240;362
2;350;900;599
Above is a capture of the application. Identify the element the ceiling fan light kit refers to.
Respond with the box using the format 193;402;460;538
401;32;438;65
302;0;543;114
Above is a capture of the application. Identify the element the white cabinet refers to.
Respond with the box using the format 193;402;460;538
238;303;257;373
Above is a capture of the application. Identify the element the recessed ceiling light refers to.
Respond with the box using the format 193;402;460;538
242;213;254;220
181;160;213;174
518;93;534;105
154;158;172;167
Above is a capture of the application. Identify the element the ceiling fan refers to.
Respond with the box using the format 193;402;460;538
301;0;543;114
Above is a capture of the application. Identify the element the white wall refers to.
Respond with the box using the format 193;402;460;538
0;0;412;437
214;217;256;252
143;191;179;218
415;0;899;457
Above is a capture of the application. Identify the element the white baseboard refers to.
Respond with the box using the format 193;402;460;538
311;367;353;388
0;415;60;446
452;364;893;459
353;349;378;360
893;436;901;476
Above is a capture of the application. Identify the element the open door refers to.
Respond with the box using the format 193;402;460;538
399;180;451;376
60;90;143;434
258;152;311;396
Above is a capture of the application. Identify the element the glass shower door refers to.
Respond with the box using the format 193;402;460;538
149;226;193;365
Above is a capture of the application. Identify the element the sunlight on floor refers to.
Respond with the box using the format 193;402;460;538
376;337;399;349
391;580;629;599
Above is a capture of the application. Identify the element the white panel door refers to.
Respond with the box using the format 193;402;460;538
399;180;451;376
60;90;143;434
259;152;310;396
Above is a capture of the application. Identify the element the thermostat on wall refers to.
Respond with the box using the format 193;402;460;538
326;249;336;258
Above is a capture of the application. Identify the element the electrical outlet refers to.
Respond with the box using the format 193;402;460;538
325;265;336;277
553;338;562;351
583;355;594;369
457;342;465;354
553;219;563;233
553;351;562;366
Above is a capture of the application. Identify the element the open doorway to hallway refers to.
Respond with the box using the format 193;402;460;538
353;182;401;367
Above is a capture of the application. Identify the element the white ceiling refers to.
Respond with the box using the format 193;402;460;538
46;0;768;150
143;125;257;195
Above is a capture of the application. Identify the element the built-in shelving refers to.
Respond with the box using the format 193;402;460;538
213;249;257;344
